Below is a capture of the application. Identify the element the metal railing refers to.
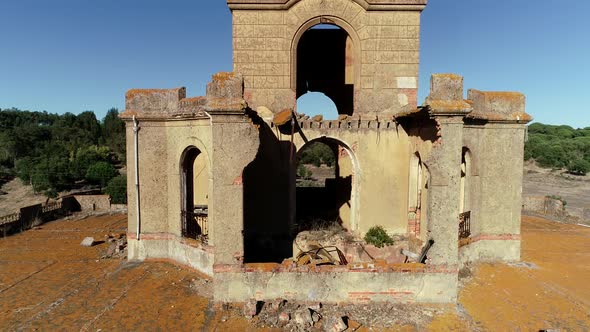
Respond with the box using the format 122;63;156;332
459;211;471;239
181;205;208;239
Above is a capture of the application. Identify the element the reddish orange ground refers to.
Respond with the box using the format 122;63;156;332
0;214;589;331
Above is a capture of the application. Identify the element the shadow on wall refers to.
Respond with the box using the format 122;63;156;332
296;175;352;231
242;110;295;263
397;108;439;143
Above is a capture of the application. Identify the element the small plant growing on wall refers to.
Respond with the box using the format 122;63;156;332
364;226;394;248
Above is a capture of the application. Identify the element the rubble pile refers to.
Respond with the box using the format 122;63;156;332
234;299;444;331
101;233;127;259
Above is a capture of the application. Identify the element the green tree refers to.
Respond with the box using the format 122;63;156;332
85;161;118;187
75;111;101;144
102;108;126;157
567;158;590;176
105;175;127;204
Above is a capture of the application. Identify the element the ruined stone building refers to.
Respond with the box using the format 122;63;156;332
120;0;531;303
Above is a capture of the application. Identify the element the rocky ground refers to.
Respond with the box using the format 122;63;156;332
1;213;589;331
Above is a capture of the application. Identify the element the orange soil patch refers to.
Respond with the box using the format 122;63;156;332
0;214;588;330
459;215;590;331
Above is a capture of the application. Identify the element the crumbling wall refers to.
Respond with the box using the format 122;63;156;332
214;267;457;303
73;195;111;212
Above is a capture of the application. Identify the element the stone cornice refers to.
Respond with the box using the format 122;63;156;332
227;0;427;11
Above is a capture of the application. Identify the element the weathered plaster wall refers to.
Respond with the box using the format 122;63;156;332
459;238;520;264
476;124;526;236
291;123;411;235
214;269;457;303
164;122;212;241
128;237;214;276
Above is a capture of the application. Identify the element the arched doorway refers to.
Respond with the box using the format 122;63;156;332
293;21;358;116
180;146;209;239
295;137;357;232
460;148;471;213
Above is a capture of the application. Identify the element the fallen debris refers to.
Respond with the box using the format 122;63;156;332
101;233;127;259
80;237;95;247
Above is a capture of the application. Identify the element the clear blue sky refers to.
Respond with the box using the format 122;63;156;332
0;0;588;127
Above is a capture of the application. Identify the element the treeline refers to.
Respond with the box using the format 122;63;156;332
525;123;590;175
0;107;127;202
299;142;336;167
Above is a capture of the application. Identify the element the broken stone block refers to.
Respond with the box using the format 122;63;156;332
311;310;321;323
80;237;95;247
206;72;243;100
323;316;348;332
270;299;287;311
278;311;290;324
312;114;323;122
428;73;464;101
308;302;322;311
243;299;258;317
293;309;313;327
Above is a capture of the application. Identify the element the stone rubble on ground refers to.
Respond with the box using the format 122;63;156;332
100;233;127;259
323;316;348;332
234;298;447;331
80;236;95;247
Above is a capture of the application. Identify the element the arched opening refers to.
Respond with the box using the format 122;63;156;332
459;148;472;239
460;148;471;213
296;91;339;120
180;146;209;240
295;22;355;116
407;153;423;237
295;137;354;231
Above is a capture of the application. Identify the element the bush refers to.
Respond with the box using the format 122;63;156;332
546;194;567;208
297;164;313;179
105;175;127;204
86;161;118;187
567;158;590;176
364;226;394;248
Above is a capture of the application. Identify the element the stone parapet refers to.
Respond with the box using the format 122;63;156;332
227;0;427;11
120;72;248;120
122;88;186;119
466;89;531;123
424;74;472;116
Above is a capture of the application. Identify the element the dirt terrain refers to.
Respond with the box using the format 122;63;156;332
523;161;590;221
0;178;47;216
1;213;589;331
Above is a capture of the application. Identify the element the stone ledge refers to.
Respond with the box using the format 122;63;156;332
227;0;427;11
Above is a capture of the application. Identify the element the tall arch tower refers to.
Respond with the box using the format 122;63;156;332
228;0;426;117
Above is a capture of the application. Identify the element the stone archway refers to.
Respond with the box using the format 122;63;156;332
290;16;361;116
295;136;360;232
179;146;209;239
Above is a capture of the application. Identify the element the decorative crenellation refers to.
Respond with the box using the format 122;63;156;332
269;118;401;130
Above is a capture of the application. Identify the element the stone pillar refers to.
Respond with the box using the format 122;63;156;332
206;73;260;266
423;74;472;266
